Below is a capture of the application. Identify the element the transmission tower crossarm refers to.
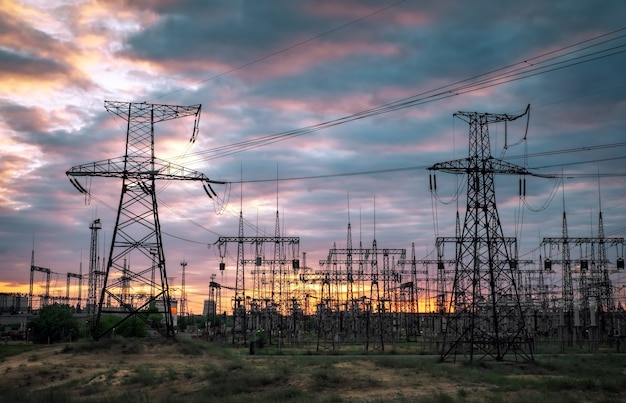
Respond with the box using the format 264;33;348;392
104;101;201;123
67;157;224;198
31;265;52;273
215;236;300;244
429;157;532;175
67;157;224;183
542;236;624;245
453;104;530;124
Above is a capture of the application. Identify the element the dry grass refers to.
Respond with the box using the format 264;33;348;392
0;338;625;402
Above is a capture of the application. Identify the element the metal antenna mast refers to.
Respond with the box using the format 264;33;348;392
430;105;534;362
67;101;223;339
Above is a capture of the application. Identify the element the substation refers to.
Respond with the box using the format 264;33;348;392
22;101;626;362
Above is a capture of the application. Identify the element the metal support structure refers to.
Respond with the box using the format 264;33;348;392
65;272;82;305
29;265;51;311
180;260;187;320
430;105;534;362
235;210;246;343
542;227;624;343
67;101;223;340
88;219;102;316
208;275;221;322
215;234;300;344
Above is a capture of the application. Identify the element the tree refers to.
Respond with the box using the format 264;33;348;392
97;314;149;338
145;301;164;331
32;304;79;344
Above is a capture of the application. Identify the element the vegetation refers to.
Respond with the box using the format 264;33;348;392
97;314;149;338
30;304;79;344
0;337;624;402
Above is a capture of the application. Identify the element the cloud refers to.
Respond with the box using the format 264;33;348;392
0;8;96;95
0;47;67;80
0;0;624;315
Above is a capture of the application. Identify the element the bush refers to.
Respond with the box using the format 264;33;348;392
98;315;148;338
31;304;79;344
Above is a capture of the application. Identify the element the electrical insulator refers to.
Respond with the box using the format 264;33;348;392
544;258;552;271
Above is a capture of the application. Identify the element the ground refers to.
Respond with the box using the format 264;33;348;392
0;338;624;402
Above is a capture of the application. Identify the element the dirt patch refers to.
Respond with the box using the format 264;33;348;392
336;360;483;401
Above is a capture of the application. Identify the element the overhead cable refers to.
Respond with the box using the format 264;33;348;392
179;28;626;164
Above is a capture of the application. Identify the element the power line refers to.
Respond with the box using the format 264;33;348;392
235;164;429;183
503;141;626;160
178;28;626;164
92;20;626;219
148;0;408;102
531;156;626;171
227;141;626;184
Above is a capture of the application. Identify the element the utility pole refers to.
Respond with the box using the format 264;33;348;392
67;101;224;339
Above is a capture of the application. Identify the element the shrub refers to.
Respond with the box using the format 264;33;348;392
32;304;79;344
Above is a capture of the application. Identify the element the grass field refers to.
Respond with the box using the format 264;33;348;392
0;338;625;402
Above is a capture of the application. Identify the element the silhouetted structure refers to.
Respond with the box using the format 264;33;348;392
67;101;222;339
430;106;534;361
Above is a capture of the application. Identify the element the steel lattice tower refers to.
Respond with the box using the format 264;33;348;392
67;101;222;339
430;105;534;362
234;210;246;344
180;260;187;320
88;218;102;316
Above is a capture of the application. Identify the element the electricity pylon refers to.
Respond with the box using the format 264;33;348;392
429;105;534;362
67;101;223;339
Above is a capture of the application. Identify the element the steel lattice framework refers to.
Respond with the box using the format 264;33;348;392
87;218;102;317
430;105;534;362
215;232;300;344
541;223;625;343
67;101;223;339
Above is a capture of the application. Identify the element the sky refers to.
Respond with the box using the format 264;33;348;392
1;0;625;315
